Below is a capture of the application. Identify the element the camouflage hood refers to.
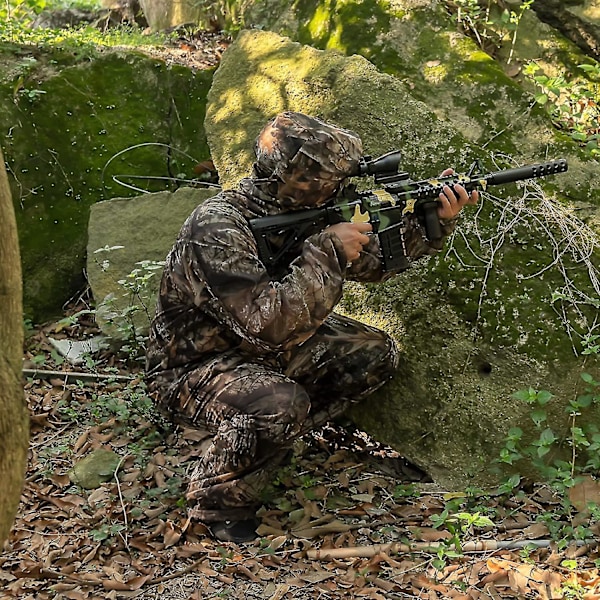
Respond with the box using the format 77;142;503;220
236;112;363;216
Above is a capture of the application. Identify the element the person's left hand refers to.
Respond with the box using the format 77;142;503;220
437;168;479;221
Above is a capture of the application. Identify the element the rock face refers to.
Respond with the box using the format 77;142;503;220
89;28;599;488
204;29;599;488
87;187;217;339
202;1;599;171
0;46;214;320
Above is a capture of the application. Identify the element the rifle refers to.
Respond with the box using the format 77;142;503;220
249;152;568;274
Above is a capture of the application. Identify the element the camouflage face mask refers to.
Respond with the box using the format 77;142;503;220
252;112;363;210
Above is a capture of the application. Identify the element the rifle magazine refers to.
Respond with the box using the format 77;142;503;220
379;226;410;272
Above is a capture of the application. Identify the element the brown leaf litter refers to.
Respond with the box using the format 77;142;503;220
2;304;600;599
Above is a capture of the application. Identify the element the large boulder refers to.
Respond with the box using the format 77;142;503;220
202;0;600;177
206;30;600;488
89;28;600;488
87;186;217;339
0;44;214;321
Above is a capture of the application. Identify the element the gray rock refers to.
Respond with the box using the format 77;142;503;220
0;47;214;321
48;336;108;365
87;186;218;340
69;448;122;489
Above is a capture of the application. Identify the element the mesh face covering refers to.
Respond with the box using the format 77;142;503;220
251;112;363;211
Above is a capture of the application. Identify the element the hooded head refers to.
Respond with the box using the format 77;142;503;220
250;112;363;211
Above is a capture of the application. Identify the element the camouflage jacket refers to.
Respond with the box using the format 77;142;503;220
145;112;455;400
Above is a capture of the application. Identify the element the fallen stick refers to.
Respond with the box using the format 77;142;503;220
22;367;135;383
305;538;599;560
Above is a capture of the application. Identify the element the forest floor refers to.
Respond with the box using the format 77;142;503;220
2;27;600;600
2;306;600;600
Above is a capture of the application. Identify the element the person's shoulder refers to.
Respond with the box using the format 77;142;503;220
200;190;245;216
185;190;248;231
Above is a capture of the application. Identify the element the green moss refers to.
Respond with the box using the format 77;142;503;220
0;44;214;320
284;0;394;57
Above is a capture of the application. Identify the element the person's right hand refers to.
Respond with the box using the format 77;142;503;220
327;222;372;263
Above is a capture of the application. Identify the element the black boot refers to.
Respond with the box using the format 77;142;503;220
209;518;260;543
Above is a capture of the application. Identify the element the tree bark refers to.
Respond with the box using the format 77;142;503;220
532;0;600;61
0;147;29;547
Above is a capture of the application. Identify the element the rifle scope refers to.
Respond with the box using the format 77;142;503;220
356;151;405;182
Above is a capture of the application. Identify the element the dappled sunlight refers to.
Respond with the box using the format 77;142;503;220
307;5;331;41
422;60;450;84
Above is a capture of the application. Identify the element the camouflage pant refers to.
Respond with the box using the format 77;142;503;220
162;313;398;523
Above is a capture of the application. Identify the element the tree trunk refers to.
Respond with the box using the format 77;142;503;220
0;147;29;547
532;0;600;61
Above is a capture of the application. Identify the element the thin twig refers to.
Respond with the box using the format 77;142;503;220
22;367;135;383
305;538;599;560
114;455;130;551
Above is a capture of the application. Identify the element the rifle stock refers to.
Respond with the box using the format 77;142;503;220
249;157;568;275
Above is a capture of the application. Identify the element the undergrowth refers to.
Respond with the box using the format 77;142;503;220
446;0;600;158
0;0;170;49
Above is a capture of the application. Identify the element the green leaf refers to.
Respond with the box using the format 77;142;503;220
531;408;547;427
571;131;588;142
576;394;593;408
539;428;556;445
513;388;536;403
506;473;521;489
537;391;554;405
561;559;578;569
537;446;551;458
507;427;523;439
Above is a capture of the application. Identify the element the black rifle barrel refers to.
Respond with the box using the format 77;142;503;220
485;159;568;186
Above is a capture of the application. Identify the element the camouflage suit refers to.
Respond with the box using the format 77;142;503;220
146;112;456;523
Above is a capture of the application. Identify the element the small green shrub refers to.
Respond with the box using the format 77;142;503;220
495;337;600;546
524;62;600;158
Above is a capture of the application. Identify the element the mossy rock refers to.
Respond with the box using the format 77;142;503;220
0;43;214;321
205;29;600;488
69;448;122;489
214;0;599;200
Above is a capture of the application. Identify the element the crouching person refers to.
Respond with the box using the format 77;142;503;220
145;112;478;543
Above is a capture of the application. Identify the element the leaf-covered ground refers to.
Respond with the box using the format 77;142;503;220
1;300;600;600
2;25;600;600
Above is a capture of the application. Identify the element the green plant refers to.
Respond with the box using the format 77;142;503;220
393;483;418;498
448;0;533;60
524;61;600;158
496;339;600;545
93;246;165;361
23;318;35;337
1;0;48;23
430;510;494;553
18;87;46;102
90;522;126;543
503;0;534;65
0;15;170;51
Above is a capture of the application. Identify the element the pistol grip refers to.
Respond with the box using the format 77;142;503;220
422;201;442;242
